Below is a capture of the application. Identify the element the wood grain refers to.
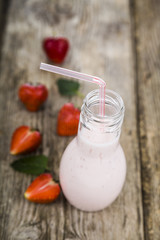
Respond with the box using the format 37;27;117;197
131;0;160;239
0;0;144;239
0;0;11;58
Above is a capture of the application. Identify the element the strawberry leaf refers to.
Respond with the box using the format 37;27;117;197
10;155;48;175
56;78;80;96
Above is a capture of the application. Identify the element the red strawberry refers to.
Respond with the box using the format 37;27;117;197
57;103;80;136
24;173;61;203
10;126;42;155
43;37;69;64
18;83;48;112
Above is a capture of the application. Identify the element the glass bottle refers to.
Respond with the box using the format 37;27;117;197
59;89;126;212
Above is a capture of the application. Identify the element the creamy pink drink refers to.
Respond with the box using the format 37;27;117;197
60;89;126;212
39;64;125;211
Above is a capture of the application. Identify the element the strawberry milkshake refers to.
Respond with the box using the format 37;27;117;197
60;89;126;211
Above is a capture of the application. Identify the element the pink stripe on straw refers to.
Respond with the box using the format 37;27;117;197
94;77;106;116
40;63;106;116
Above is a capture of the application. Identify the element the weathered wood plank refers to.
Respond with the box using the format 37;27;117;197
0;0;11;57
131;0;160;239
0;0;144;239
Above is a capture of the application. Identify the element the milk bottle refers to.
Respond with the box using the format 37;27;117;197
60;89;126;211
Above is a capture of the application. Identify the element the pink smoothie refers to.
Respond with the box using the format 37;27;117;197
59;129;126;212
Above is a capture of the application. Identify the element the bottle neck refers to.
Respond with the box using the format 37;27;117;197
78;89;125;145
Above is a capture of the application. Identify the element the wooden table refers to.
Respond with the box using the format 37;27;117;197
0;0;159;239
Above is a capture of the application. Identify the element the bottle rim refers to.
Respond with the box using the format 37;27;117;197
81;89;125;123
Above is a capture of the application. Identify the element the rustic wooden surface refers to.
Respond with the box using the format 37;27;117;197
131;0;160;239
0;0;159;239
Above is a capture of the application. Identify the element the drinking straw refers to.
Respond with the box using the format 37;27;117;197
40;63;106;116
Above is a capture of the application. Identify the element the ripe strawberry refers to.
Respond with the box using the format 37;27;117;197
18;83;48;112
24;173;61;203
43;37;69;64
10;126;42;155
57;103;80;136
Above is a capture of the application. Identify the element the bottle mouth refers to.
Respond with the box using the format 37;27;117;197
81;89;125;132
82;89;124;119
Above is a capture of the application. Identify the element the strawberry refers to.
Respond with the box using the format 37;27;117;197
24;173;61;203
18;83;48;112
10;126;42;155
43;37;69;64
57;103;80;136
